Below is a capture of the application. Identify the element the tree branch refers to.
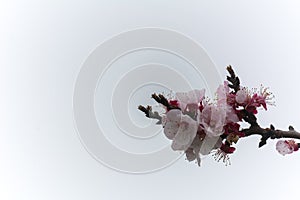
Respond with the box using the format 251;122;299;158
138;105;162;124
227;67;300;148
242;124;300;147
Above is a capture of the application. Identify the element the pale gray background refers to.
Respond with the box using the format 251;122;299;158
1;1;300;199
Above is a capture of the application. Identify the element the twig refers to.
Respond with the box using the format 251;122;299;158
138;105;162;124
242;125;300;147
227;67;300;147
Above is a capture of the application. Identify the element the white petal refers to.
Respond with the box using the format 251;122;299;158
171;115;198;151
276;140;293;155
187;89;205;103
175;92;190;103
209;106;226;136
166;109;181;122
185;148;196;162
176;89;205;110
163;121;179;139
236;88;248;104
226;106;239;123
199;104;212;124
161;114;167;126
200;136;222;155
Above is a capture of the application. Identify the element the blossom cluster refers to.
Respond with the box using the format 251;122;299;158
139;67;299;166
156;81;275;166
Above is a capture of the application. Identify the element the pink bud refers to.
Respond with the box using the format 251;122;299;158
276;140;298;156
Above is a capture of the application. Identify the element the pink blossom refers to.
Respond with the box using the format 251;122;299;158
163;109;181;139
244;86;274;112
216;81;230;106
200;104;227;137
276;140;299;156
225;106;239;123
175;89;205;111
217;82;239;123
199;135;222;155
163;109;198;151
185;134;222;166
186;135;202;165
199;82;238;137
250;93;267;110
235;87;249;104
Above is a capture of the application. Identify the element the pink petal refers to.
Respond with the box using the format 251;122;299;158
200;136;222;155
175;89;205;110
236;88;248;104
163;121;179;139
171;115;198;151
276;140;294;156
166;109;181;122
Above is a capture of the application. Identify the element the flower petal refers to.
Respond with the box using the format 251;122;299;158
185;148;196;162
216;82;229;106
163;121;179;139
200;136;222;155
166;109;181;122
163;109;183;139
276;140;297;156
171;115;198;151
175;89;205;110
236;88;248;104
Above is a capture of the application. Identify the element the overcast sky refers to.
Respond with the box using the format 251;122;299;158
1;1;300;200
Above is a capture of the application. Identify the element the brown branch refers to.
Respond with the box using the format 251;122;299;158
138;105;162;124
242;124;300;147
240;109;258;127
151;93;180;110
227;67;300;148
138;93;180;125
226;65;240;94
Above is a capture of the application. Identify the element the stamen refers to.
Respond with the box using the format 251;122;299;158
213;149;231;166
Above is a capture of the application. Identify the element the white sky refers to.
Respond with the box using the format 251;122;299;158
1;1;300;200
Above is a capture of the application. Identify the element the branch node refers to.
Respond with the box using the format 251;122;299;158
289;125;294;131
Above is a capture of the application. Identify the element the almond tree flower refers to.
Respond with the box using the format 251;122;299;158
216;81;230;106
185;135;202;166
276;140;299;156
200;103;227;137
185;132;222;166
225;106;239;123
163;109;199;151
171;114;198;151
213;143;236;166
216;82;239;123
235;87;250;105
199;82;240;137
250;93;267;110
163;109;182;139
227;92;237;106
175;89;205;111
244;86;274;113
259;85;275;108
199;135;222;155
